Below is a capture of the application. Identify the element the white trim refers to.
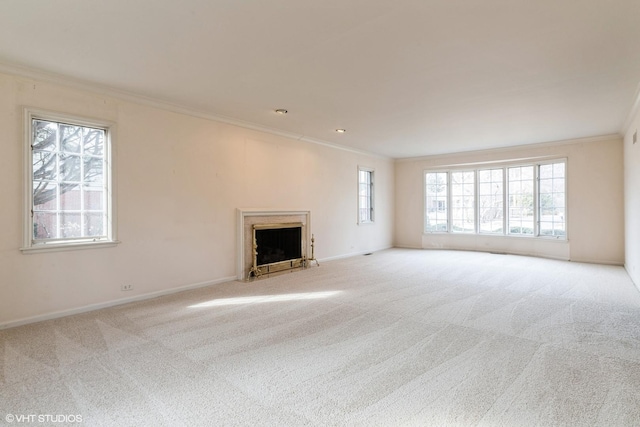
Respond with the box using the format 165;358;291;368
396;134;622;163
0;276;237;330
357;166;375;225
318;246;392;263
0;62;389;160
21;240;120;254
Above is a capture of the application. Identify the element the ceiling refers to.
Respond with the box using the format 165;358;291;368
1;0;640;158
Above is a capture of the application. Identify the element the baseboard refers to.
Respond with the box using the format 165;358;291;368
393;244;423;250
318;246;393;263
0;275;237;330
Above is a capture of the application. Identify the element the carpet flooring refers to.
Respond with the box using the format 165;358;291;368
2;249;640;426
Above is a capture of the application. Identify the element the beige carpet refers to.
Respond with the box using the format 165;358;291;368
2;249;640;426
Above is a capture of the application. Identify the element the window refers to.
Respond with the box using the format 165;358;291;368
507;166;534;236
425;172;448;232
23;109;116;252
424;160;566;239
478;168;504;234
451;171;475;233
358;167;374;223
538;162;566;237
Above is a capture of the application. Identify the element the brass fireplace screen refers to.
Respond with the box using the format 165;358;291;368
249;222;317;278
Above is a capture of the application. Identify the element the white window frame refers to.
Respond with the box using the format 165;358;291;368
358;166;375;224
22;108;118;253
423;158;567;240
425;170;449;233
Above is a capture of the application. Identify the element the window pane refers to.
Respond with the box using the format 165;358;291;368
479;168;503;234
85;213;104;236
60;185;81;210
33;151;57;181
61;213;82;238
84;186;104;210
83;128;105;156
539;162;566;237
60;154;82;182
33;182;58;211
32;120;57;151
33;212;57;239
84;158;103;185
508;166;534;235
61;124;82;153
451;171;475;233
425;172;448;232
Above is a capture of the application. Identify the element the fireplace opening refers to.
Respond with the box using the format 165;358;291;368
256;226;302;265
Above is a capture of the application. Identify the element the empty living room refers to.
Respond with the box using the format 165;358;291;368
1;1;640;426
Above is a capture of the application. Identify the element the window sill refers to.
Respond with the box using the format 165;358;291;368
423;232;567;242
21;240;121;254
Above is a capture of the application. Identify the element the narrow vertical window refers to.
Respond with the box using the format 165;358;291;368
538;162;566;238
425;172;448;232
508;166;534;235
478;168;504;234
358;167;374;223
451;171;475;233
24;110;115;251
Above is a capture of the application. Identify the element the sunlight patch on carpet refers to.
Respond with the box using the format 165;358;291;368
188;291;342;308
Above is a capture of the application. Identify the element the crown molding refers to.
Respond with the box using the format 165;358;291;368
394;133;622;163
0;61;390;159
622;82;640;135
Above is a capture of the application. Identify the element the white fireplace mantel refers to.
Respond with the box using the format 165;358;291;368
236;209;311;280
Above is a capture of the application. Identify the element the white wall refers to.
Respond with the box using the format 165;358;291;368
624;103;640;288
395;136;624;265
0;72;394;327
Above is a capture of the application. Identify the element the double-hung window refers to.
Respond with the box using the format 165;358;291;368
478;168;504;234
425;172;448;232
358;167;374;224
23;109;116;252
450;171;475;233
424;159;566;239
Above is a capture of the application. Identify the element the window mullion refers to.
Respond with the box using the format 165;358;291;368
534;166;540;237
447;171;452;233
55;124;61;240
474;170;479;234
502;167;507;235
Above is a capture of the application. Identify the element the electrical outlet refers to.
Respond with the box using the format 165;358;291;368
121;284;134;291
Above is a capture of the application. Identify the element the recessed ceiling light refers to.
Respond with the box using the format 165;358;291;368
275;109;288;114
335;129;346;133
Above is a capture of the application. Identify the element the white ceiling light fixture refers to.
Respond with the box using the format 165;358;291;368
275;109;288;114
335;129;346;133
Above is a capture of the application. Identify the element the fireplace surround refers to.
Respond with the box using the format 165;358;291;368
237;209;311;280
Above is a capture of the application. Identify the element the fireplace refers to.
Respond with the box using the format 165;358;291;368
250;223;304;277
237;209;313;280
